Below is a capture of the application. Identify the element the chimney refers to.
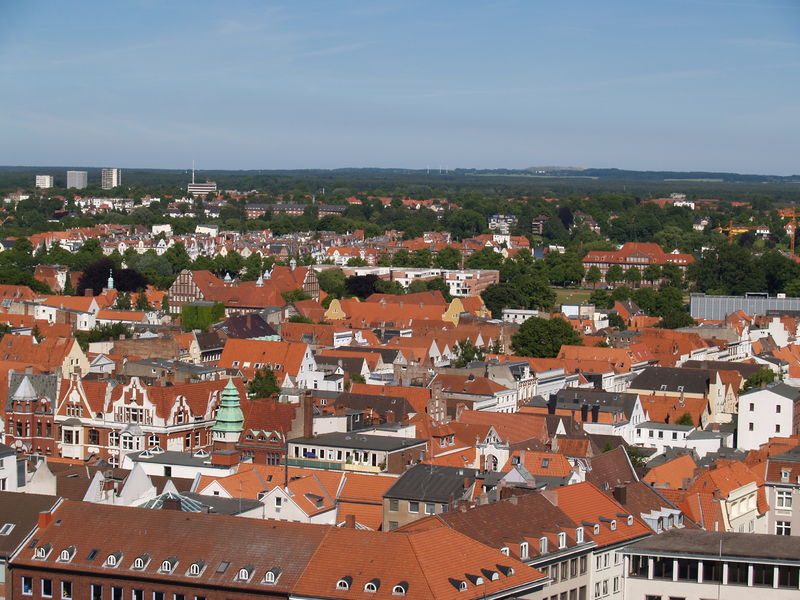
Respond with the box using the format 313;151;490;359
591;404;600;423
303;391;313;438
385;409;396;423
162;497;182;511
547;394;557;415
38;511;55;530
612;485;628;506
344;514;356;529
580;404;589;422
84;288;93;297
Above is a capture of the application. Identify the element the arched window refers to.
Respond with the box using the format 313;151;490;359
134;558;144;569
459;581;468;592
364;582;378;592
264;572;275;584
189;563;201;576
610;520;617;531
161;560;173;573
238;568;250;581
392;582;408;595
60;550;70;561
106;555;117;567
336;577;352;590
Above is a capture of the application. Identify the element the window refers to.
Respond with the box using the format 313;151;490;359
580;555;588;574
61;582;72;600
364;581;379;592
392;583;408;595
777;404;782;413
0;523;15;535
425;503;435;515
777;489;792;509
781;469;791;482
153;593;164;600
561;561;568;580
336;577;352;590
776;424;782;433
409;501;419;513
388;521;398;530
132;591;143;600
42;579;53;598
88;429;100;445
520;542;529;559
174;594;184;600
576;527;584;543
613;577;619;593
777;521;791;535
91;584;102;600
539;537;548;554
749;403;754;411
22;576;33;595
389;499;399;512
238;568;251;581
275;497;282;508
558;532;566;548
570;558;578;577
112;588;122;600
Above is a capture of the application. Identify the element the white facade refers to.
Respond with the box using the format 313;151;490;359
35;175;54;189
66;170;88;189
101;168;122;189
737;386;797;451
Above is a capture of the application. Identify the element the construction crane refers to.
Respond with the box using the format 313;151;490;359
715;220;760;245
778;208;800;256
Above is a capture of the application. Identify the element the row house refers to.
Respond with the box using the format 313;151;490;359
54;377;244;466
0;335;88;378
762;443;800;537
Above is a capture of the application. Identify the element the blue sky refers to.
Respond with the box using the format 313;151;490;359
1;0;798;174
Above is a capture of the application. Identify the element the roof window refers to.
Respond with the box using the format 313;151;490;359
392;581;409;595
0;523;15;536
364;579;380;592
465;574;484;586
188;560;205;577
558;532;566;549
237;566;254;582
160;557;177;573
264;567;282;584
58;546;75;562
133;553;150;570
480;569;499;582
448;578;468;592
34;543;52;559
496;564;515;577
216;561;230;574
336;576;352;590
539;536;548;554
105;551;122;567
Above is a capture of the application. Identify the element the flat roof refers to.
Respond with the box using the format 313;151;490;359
289;432;427;452
624;529;800;564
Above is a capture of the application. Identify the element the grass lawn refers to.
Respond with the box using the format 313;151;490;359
553;287;594;305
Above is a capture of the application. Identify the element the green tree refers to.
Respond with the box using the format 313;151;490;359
481;283;527;318
281;288;312;303
511;317;582;358
411;248;432;268
656;311;695;329
743;368;777;390
608;313;627;330
624;267;641;288
407;279;429;294
161;294;170;312
675;412;695;426
242;253;263;281
589;289;614;309
135;292;151;311
374;279;405;295
317;268;346;298
606;264;624;287
586;265;602;289
453;339;485;367
392;249;412;267
248;368;281;398
346;256;369;267
116;292;132;310
434;246;461;270
642;263;662;285
288;314;313;324
62;275;76;296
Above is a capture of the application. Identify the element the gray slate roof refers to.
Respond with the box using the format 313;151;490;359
385;464;479;502
629;367;709;395
288;432;427;452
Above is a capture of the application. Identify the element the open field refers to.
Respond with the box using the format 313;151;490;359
554;288;594;305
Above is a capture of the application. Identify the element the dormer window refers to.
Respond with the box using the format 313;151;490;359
576;527;584;543
480;569;499;582
188;560;205;577
539;537;548;554
35;544;52;559
237;566;253;582
627;515;634;526
519;541;529;559
610;520;617;531
465;574;484;586
500;546;509;556
364;579;380;592
496;565;514;577
336;576;352;590
59;546;76;562
132;553;150;570
105;552;122;567
594;524;600;535
160;557;177;573
392;581;409;595
782;469;790;482
558;532;566;549
264;567;282;585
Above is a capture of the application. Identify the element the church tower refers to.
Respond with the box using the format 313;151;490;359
211;378;244;466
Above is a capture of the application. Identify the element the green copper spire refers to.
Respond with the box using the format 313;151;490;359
213;379;244;433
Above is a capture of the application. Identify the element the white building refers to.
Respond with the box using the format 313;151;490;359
35;175;54;189
101;168;122;189
737;384;798;451
0;443;19;491
66;170;88;189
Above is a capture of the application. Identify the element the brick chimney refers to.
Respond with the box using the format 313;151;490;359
344;514;356;529
38;511;55;530
303;391;313;438
612;484;627;506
